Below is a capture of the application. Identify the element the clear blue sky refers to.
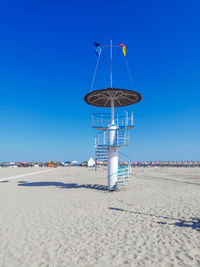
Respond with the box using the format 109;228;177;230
0;0;199;162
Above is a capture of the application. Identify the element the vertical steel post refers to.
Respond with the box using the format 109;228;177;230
107;95;118;190
110;39;112;88
111;98;114;125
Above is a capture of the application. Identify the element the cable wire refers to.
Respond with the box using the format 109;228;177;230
124;56;136;91
90;48;102;92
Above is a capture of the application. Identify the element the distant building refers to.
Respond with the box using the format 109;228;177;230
88;157;95;167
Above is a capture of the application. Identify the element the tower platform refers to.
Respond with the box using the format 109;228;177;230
92;112;134;130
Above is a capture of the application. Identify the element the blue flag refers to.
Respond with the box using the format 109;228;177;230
94;42;101;58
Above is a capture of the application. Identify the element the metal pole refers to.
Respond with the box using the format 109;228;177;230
111;98;114;124
107;39;118;191
110;39;112;88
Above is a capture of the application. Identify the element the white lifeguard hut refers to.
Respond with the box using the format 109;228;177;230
84;40;142;191
88;157;95;167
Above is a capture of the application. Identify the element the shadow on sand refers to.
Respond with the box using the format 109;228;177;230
109;207;200;232
18;181;107;191
158;218;200;232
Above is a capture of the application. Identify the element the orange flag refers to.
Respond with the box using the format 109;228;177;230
119;44;126;56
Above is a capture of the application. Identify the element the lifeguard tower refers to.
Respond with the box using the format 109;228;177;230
84;40;142;191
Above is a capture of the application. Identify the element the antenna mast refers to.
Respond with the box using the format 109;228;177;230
110;39;112;88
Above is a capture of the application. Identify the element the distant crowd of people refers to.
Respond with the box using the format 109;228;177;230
0;160;199;168
130;161;200;168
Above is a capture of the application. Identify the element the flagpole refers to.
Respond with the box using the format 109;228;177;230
110;39;112;88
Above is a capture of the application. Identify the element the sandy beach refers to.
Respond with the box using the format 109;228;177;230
0;166;200;266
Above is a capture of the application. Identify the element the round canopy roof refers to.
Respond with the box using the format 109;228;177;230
84;88;142;107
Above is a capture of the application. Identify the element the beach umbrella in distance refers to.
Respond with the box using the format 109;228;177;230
21;161;29;167
48;160;54;167
81;161;87;165
21;161;29;165
71;161;79;166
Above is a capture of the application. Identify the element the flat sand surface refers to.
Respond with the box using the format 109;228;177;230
0;167;200;267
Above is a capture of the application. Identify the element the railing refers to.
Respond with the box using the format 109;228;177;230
95;129;129;147
92;111;134;129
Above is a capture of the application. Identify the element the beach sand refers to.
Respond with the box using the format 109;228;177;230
0;166;200;266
